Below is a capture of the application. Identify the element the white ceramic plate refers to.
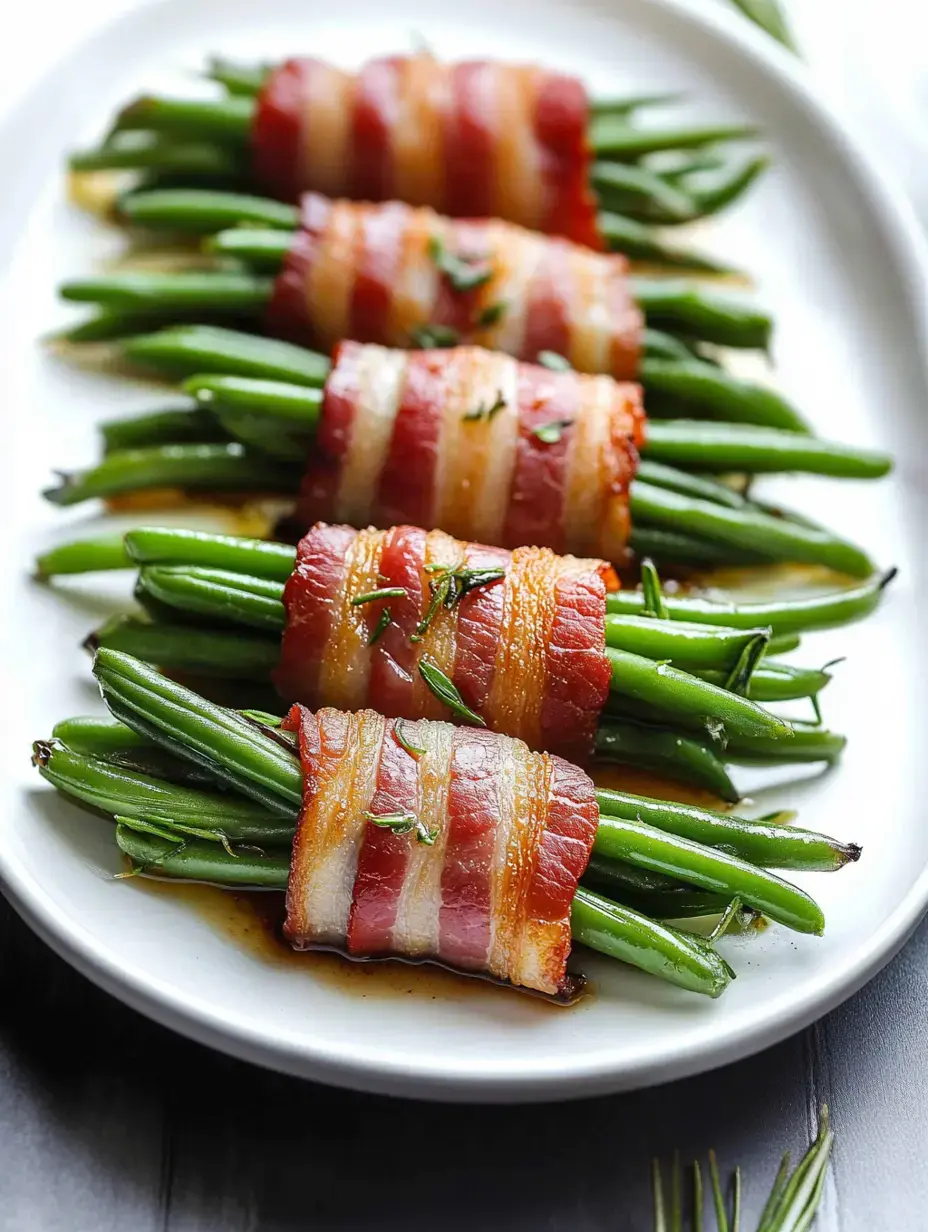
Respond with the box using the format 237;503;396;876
1;0;927;1102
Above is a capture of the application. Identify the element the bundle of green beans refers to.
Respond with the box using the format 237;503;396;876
37;527;853;800
32;649;859;998
69;62;768;270
45;323;884;578
59;250;813;433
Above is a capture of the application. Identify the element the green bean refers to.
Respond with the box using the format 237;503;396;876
589;116;759;157
570;888;732;996
69;133;242;176
594;719;739;801
89;614;280;678
137;565;286;631
100;406;225;452
599;212;736;273
589;92;685;116
594;789;858;871
641;360;808;431
206;227;294;269
630;480;874;576
605;646;790;740
51;715;214;785
213;409;306;461
610;889;739;920
627;526;771;567
43;442;301;506
112;95;254;142
119;188;299;233
92;648;303;808
589;814;823;933
116;825;292;886
183;374;323;428
642;329;699;361
657;152;728;179
694;660;831;703
633;281;770;349
644;420;891;477
636;459;748;508
606;569;895;633
726;725;846;765
205;57;272;96
582;852;682;896
32;741;294;837
60;271;272;313
591;161;696;223
125;526;295;580
36;534;131;577
685;154;772;216
122;325;331;385
58;310;249;344
605;614;770;670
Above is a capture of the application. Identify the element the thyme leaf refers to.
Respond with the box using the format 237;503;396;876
532;418;574;444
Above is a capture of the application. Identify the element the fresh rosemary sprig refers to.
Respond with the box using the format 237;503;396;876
652;1108;832;1230
462;391;507;423
368;609;392;646
362;809;438;845
532;418;574;444
393;718;426;758
417;660;486;726
413;562;506;640
728;0;797;53
410;323;460;349
476;300;507;327
640;558;669;620
351;587;408;606
427;235;493;293
537;350;572;371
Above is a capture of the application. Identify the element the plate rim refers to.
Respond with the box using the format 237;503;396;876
2;0;928;1102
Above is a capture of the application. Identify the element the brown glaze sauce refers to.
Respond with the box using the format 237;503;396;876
131;878;558;1010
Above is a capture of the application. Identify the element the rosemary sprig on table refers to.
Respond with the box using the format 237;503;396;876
653;1108;832;1230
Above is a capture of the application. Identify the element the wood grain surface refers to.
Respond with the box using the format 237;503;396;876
2;890;924;1230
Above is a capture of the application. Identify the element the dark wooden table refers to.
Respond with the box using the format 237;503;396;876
2;891;925;1230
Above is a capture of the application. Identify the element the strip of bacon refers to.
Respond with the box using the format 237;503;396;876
283;703;599;996
266;196;642;378
295;343;640;559
275;523;613;761
254;53;600;246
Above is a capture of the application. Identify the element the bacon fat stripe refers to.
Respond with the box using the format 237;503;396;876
281;704;598;996
295;343;644;561
253;53;600;248
272;523;616;763
264;195;643;379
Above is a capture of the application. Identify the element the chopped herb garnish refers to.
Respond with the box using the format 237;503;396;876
394;718;427;758
462;390;507;423
363;809;438;845
418;660;486;726
537;350;572;371
351;586;408;606
428;235;493;293
639;558;668;620
476;300;507;327
412;562;506;640
532;418;574;444
368;609;392;646
411;323;460;349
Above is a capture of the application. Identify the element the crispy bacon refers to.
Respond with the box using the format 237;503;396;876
266;195;642;377
293;343;643;560
282;703;598;996
253;53;599;245
275;522;614;761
